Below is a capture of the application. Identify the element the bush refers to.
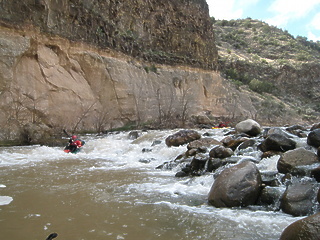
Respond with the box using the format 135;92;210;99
249;79;273;93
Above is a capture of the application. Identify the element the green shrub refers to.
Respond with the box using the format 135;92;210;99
249;79;273;93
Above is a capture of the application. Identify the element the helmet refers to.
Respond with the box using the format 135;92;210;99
71;135;77;139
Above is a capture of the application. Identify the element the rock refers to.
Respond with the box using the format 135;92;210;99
280;181;318;216
221;135;250;150
151;140;162;146
310;122;320;131
209;145;233;159
307;129;320;148
175;171;188;178
259;186;285;206
286;124;307;132
261;171;281;186
318;147;320;157
280;212;320;240
259;134;296;152
235;119;261;136
311;166;320;182
187;138;222;150
208;161;262;208
286;125;308;138
190;153;209;174
128;131;140;139
277;147;319;174
165;130;201;147
266;127;295;138
261;151;282;159
237;139;256;150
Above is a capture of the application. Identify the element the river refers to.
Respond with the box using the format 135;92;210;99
0;129;302;240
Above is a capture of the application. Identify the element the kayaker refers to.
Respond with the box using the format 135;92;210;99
64;135;84;153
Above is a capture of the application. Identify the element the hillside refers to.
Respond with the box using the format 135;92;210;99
213;18;320;124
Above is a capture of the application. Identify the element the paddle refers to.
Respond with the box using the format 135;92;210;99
46;233;58;240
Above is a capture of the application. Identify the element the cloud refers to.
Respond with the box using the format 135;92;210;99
307;12;320;41
207;0;258;19
310;12;320;30
207;0;242;19
267;0;320;27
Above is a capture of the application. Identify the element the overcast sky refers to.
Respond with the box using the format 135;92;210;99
207;0;320;41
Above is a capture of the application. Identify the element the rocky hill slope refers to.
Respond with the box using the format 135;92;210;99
213;18;320;124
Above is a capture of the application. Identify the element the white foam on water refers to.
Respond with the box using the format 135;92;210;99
0;196;13;206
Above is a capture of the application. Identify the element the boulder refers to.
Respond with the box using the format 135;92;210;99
311;166;320;182
208;161;262;208
237;139;256;150
277;147;319;174
187;138;222;150
259;186;285;206
259;134;296;152
286;125;308;138
165;130;201;147
190;153;210;174
280;212;320;240
235;119;261;136
280;181;318;216
310;122;320;131
221;135;250;150
307;129;320;148
209;145;233;159
128;131;140;139
266;127;295;138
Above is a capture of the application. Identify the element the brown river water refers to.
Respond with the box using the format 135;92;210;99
0;130;302;240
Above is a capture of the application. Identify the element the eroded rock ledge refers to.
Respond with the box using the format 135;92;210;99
0;0;217;69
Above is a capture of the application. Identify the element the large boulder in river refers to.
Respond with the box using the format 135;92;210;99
277;147;319;174
307;129;320;148
280;212;320;240
208;161;262;208
165;130;201;147
280;180;318;216
258;134;296;152
235;119;261;136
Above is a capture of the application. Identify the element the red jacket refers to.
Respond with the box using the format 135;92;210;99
71;139;83;148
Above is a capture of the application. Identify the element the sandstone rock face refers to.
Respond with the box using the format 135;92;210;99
0;26;256;138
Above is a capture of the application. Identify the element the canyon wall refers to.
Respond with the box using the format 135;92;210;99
0;0;256;142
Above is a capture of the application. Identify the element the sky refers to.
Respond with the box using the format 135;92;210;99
207;0;320;42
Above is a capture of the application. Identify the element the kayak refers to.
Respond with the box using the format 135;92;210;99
63;148;81;154
212;127;231;129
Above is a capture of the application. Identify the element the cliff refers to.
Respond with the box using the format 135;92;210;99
0;0;217;69
0;0;256;144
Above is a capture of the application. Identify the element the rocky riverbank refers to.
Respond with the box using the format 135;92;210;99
156;119;320;239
